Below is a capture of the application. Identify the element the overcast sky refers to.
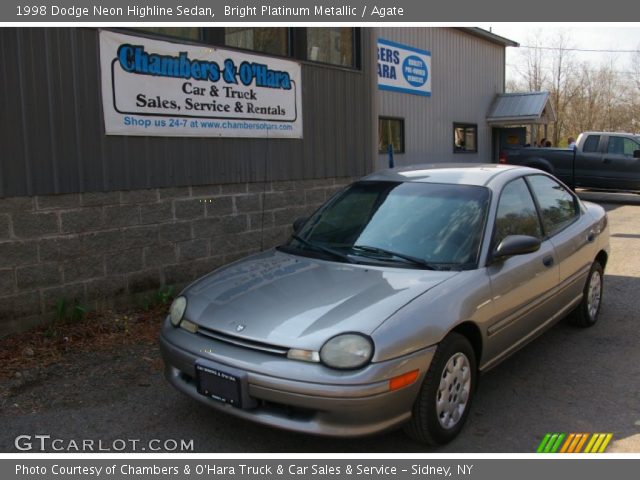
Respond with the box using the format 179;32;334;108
479;25;640;83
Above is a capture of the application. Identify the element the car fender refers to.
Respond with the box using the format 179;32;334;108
524;157;556;175
370;269;492;363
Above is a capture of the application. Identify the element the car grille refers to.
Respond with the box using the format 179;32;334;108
196;326;289;356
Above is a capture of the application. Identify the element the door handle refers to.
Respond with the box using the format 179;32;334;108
603;158;612;164
543;255;554;267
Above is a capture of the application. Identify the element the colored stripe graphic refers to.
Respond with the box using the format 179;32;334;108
537;433;613;453
562;433;587;453
574;433;589;453
584;433;598;453
550;433;566;453
537;433;565;453
559;433;575;453
537;433;552;453
597;434;613;453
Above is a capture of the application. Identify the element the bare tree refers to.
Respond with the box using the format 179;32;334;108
505;78;520;93
510;30;551;144
507;32;639;141
547;32;579;146
513;30;548;92
510;31;579;145
630;44;640;132
568;63;605;133
631;44;640;92
566;61;623;134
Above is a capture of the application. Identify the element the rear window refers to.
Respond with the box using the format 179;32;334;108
527;175;579;237
582;135;600;153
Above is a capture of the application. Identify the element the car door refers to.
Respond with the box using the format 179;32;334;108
602;135;640;190
526;174;595;310
574;134;604;188
484;177;560;366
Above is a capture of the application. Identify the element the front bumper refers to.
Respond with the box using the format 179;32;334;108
159;320;436;437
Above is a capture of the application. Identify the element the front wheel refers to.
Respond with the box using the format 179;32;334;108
571;261;604;327
404;332;476;445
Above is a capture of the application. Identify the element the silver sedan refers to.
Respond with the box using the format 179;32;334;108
160;164;609;445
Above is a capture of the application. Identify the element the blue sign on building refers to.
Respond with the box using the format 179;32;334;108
377;38;432;97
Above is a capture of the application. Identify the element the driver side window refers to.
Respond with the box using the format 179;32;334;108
493;178;542;249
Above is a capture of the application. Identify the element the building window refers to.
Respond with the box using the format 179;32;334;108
453;123;478;153
379;117;405;154
124;28;361;71
134;27;202;42
306;28;355;67
224;28;290;56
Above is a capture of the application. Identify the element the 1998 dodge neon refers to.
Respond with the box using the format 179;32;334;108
160;164;609;445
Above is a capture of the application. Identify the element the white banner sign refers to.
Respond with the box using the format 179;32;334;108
100;30;303;138
377;38;431;97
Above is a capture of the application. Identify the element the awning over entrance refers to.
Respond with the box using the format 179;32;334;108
486;92;556;126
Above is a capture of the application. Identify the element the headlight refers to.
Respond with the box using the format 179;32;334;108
319;333;374;369
169;296;187;327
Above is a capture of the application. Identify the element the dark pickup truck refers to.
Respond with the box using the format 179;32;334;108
500;131;640;191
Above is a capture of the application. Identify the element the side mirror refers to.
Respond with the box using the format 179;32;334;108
493;235;541;260
292;216;307;233
633;150;640;159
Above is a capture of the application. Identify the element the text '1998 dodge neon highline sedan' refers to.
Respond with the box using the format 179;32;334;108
160;164;610;445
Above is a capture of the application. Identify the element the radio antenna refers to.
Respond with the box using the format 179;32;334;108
259;128;270;252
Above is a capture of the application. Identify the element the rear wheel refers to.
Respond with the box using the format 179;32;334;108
571;261;604;327
404;332;476;445
527;163;551;174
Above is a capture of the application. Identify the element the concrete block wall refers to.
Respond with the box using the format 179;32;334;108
0;177;354;336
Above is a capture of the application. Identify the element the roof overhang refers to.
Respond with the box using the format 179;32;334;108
457;28;519;48
486;91;557;126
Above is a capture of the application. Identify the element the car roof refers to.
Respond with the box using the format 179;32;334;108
580;131;638;137
361;163;525;187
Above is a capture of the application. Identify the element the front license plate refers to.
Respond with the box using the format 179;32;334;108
195;364;242;408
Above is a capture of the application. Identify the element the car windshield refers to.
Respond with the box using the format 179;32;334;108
285;181;490;269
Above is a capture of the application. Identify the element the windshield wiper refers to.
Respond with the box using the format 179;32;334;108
350;245;439;270
291;235;356;264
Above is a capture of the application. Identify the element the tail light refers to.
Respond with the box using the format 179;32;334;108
498;151;508;164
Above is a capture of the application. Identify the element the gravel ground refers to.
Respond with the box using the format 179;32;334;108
1;192;639;453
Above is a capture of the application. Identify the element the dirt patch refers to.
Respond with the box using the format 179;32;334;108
0;305;167;414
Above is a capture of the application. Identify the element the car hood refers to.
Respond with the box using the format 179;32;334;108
183;249;458;349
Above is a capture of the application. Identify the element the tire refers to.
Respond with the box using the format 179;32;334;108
571;261;604;328
404;332;477;445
